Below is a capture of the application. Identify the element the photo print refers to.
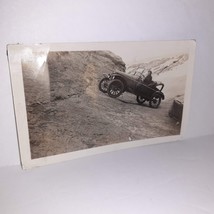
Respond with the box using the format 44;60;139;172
7;41;196;168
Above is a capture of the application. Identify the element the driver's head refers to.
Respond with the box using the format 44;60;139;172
145;70;152;76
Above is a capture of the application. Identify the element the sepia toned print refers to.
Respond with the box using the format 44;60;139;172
8;41;196;168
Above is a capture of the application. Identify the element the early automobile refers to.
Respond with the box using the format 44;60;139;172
98;71;165;108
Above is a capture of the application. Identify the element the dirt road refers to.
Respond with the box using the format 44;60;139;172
29;90;180;159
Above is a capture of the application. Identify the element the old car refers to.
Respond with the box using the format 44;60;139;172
99;71;165;108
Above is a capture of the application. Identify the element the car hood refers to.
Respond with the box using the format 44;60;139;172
113;71;139;80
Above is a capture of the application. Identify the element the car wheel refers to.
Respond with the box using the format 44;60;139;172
98;77;109;93
149;93;162;108
107;79;124;98
136;95;146;104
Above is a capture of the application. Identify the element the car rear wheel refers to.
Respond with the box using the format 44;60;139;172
149;93;162;108
107;79;124;98
136;95;146;104
98;77;109;93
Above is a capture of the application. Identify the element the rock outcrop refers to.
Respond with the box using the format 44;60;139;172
22;51;126;105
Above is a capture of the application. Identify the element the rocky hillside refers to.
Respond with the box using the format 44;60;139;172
127;54;188;75
22;51;126;105
48;51;126;102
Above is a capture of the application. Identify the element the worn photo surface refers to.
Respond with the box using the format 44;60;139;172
8;41;195;167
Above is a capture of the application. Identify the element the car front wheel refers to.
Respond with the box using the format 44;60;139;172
107;79;124;98
98;77;109;93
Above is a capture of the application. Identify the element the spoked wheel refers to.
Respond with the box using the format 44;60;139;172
136;95;146;105
107;79;124;98
149;93;162;108
98;77;109;93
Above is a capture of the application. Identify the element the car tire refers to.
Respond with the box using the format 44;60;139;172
107;79;124;98
136;96;146;104
149;93;162;108
98;77;109;93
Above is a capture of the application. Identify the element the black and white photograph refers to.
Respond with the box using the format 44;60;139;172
8;41;195;168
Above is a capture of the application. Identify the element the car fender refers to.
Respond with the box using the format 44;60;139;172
153;91;165;100
112;75;127;89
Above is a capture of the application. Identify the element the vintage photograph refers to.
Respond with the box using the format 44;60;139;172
8;41;195;168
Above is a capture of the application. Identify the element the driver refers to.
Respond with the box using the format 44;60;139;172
142;70;157;88
143;70;153;85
